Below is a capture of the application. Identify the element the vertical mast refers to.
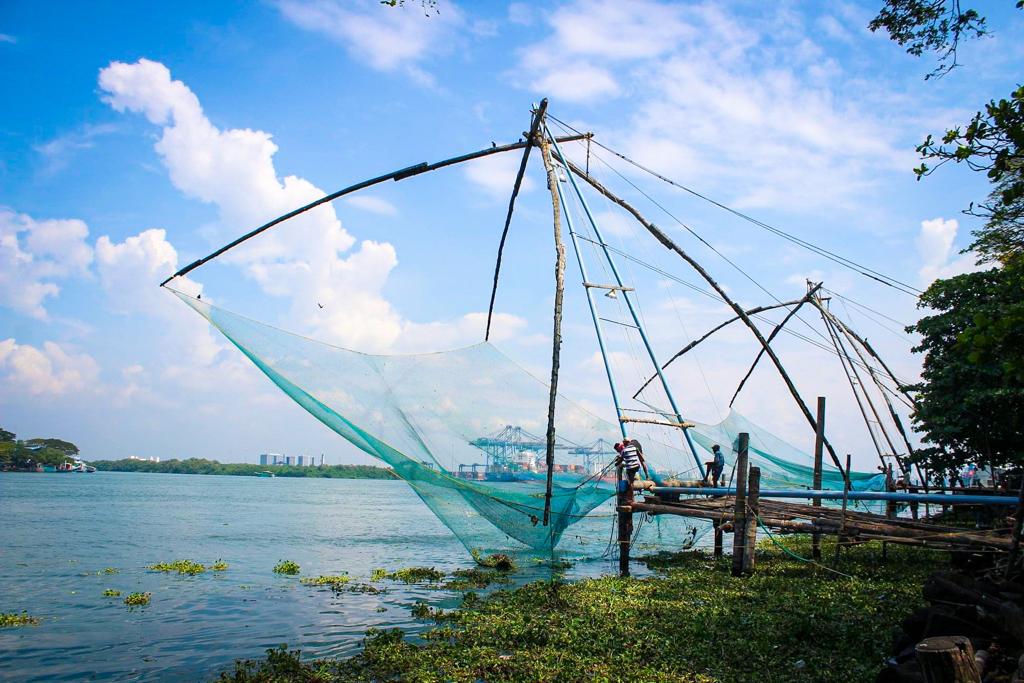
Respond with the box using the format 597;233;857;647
546;127;705;477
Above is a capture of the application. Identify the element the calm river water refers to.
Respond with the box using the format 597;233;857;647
0;471;684;681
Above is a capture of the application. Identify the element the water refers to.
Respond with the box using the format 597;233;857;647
1;471;674;681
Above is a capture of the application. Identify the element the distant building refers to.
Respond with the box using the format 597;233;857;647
260;453;283;466
284;455;294;466
297;455;305;467
127;455;160;462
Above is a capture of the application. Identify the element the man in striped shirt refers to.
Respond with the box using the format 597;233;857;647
615;438;648;483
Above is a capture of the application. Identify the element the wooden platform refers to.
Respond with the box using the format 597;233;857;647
630;493;1012;552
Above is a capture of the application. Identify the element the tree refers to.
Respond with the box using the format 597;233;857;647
907;264;1024;472
872;1;1024;476
25;438;79;456
0;428;14;442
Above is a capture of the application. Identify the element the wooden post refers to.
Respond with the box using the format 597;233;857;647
742;465;761;574
834;453;852;567
915;636;982;683
537;128;566;529
713;520;723;558
812;396;825;561
731;433;750;577
884;464;894;561
616;465;631;577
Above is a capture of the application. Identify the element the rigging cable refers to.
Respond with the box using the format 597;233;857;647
546;113;922;297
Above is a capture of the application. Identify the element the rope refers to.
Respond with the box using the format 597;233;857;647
751;510;855;579
546;114;922;297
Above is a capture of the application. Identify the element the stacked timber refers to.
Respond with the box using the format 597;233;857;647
878;569;1024;682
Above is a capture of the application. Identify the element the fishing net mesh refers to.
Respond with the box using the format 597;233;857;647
175;290;885;555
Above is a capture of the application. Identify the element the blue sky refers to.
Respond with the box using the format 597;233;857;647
1;0;1021;469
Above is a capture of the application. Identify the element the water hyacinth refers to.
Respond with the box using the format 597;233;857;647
102;589;122;597
123;592;151;607
148;560;206;575
272;560;300;575
0;612;39;627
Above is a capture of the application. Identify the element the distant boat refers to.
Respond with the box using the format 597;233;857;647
256;471;275;478
67;459;96;473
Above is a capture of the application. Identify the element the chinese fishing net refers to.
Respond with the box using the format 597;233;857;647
173;290;886;556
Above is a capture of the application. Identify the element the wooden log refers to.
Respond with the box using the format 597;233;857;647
915;636;981;683
812;396;825;561
537;128;566;529
732;433;750;577
742;466;761;574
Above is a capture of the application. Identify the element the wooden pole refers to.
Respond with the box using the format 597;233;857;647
538;130;566;530
713;519;723;558
564;161;849;484
731;433;750;577
485;99;547;340
812;396;825;561
729;283;821;407
743;465;761;574
632;298;805;399
834;453;852;567
915;636;981;683
616;465;631;577
1005;476;1024;579
884;464;894;561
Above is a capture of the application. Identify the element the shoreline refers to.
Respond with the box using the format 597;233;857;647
217;537;944;682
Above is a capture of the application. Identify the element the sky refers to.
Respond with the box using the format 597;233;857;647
1;0;1021;470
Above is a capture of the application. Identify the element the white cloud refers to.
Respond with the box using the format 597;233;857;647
0;34;15;44
344;195;398;216
98;58;532;353
0;338;100;396
34;123;118;176
514;1;928;212
463;152;536;198
916;217;980;285
0;209;93;319
275;0;461;83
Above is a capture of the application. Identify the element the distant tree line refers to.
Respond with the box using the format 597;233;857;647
91;457;397;479
0;428;80;469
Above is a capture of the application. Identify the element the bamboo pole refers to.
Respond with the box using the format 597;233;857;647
563;160;849;483
485;99;547;340
161;133;591;286
538;129;566;530
632;298;805;399
729;284;821;407
812;396;825;561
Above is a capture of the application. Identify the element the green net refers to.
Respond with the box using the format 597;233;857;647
174;290;885;555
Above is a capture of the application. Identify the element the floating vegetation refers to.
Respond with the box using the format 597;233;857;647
148;559;206;575
370;568;387;581
102;567;119;574
102;589;122;597
211;560;229;571
470;549;517;571
123;592;151;607
348;583;387;595
443;568;511;591
273;560;300;575
300;574;350;588
0;612;39;628
374;566;445;584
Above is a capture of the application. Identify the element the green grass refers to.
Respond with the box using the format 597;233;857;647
371;566;444;583
215;538;944;683
273;560;300;575
300;575;351;588
102;589;122;597
123;592;151;607
0;612;39;627
149;559;206;575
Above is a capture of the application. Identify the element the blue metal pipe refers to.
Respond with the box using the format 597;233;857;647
650;486;1020;506
546;127;705;477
